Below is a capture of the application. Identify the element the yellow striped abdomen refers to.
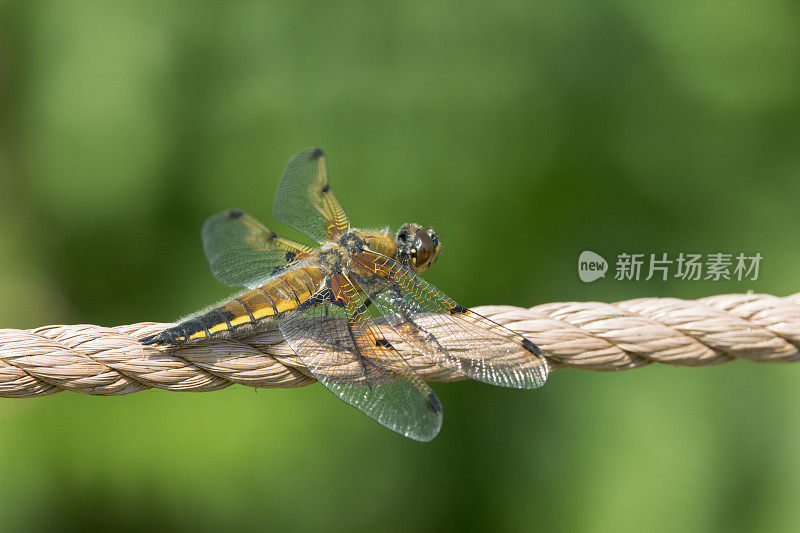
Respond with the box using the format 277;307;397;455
142;267;326;345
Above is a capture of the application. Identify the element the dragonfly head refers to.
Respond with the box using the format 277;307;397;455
396;223;441;272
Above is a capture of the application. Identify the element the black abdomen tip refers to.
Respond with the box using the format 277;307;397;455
139;327;186;346
427;392;442;414
375;338;392;348
522;338;542;355
140;334;160;345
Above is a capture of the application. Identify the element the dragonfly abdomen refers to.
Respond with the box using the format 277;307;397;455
141;267;326;345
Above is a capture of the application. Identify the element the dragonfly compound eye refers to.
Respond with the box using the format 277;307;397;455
413;228;440;271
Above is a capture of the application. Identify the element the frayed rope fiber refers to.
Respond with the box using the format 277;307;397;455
1;292;799;398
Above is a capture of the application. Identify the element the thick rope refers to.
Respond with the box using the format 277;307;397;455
1;291;799;398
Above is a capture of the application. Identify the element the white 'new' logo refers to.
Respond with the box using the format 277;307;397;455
578;251;607;282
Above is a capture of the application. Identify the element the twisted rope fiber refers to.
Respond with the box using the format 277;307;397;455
2;292;800;398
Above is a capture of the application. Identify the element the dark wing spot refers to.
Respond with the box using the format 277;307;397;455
375;338;392;348
310;148;325;160
427;393;442;414
266;230;278;241
285;251;296;262
448;305;469;315
308;288;344;308
522;338;543;356
321;183;330;193
227;210;243;219
316;288;336;302
315;279;347;308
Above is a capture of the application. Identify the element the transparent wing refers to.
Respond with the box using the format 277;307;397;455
273;147;350;244
278;273;442;441
201;209;316;289
352;251;549;389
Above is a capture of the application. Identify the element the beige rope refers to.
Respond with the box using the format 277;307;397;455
1;291;798;398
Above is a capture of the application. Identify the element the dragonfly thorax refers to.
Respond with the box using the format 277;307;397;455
315;230;370;274
337;231;368;253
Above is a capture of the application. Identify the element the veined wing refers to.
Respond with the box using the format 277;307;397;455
278;273;442;441
351;251;549;389
202;209;316;289
273;148;350;244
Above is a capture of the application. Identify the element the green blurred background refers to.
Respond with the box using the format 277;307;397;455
1;1;800;531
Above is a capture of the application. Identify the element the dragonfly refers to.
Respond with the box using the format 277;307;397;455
141;148;549;441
